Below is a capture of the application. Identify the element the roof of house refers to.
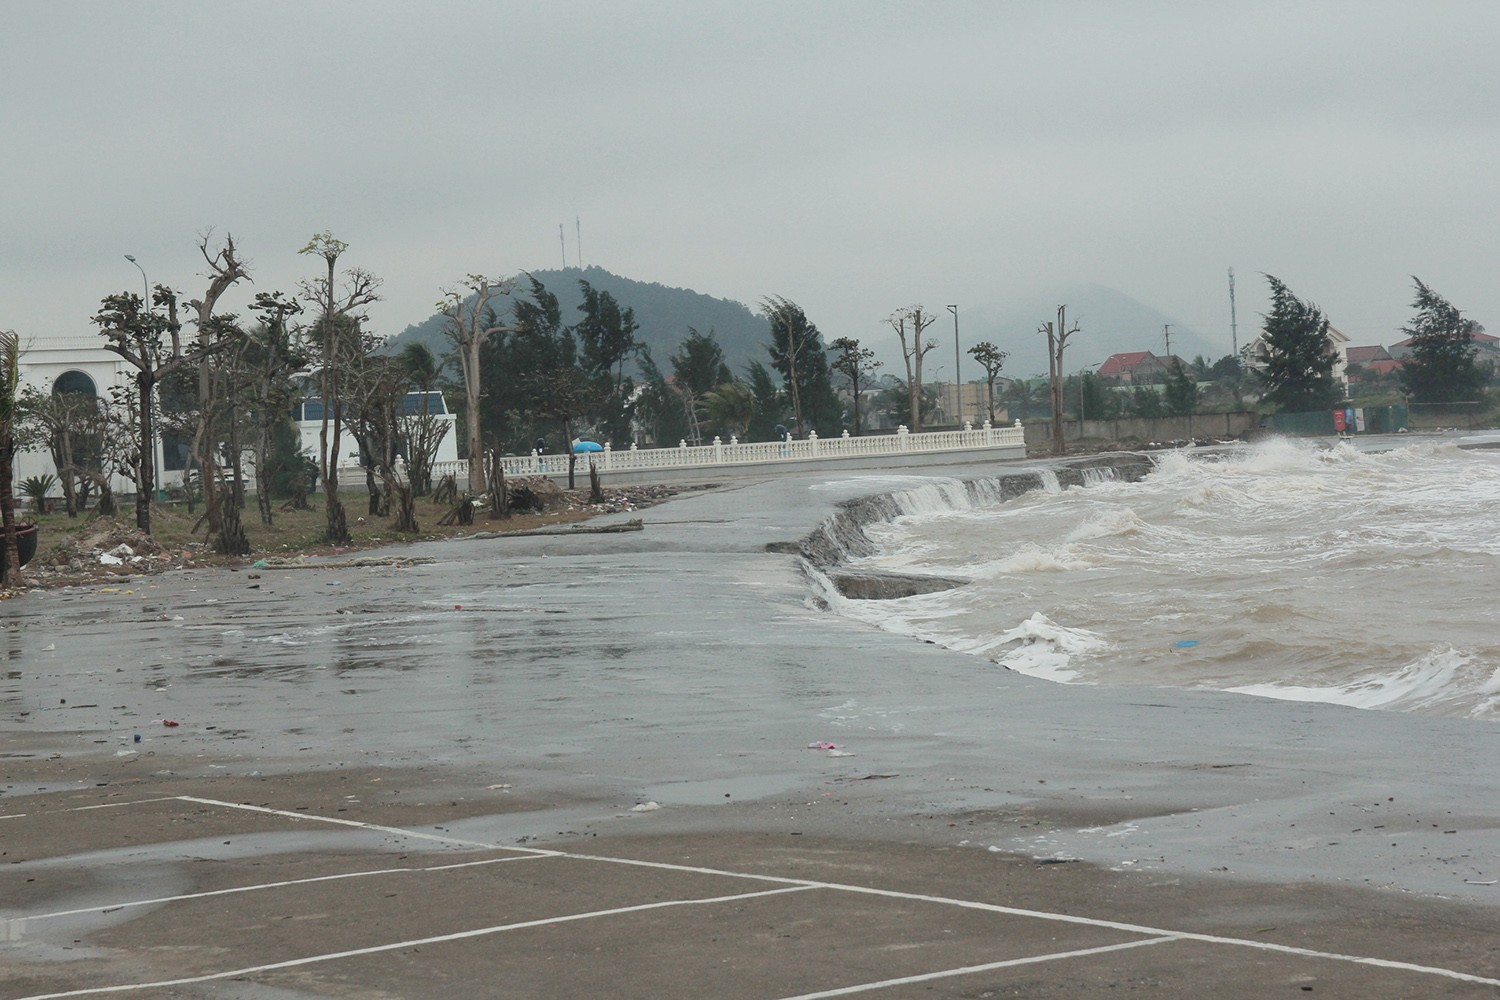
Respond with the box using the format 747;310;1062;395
1391;329;1498;348
1345;345;1394;365
1097;351;1155;377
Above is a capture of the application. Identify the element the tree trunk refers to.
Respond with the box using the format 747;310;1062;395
909;356;923;433
255;419;274;527
324;396;351;546
465;337;485;494
57;431;78;517
216;492;249;556
135;371;155;534
1;441;22;590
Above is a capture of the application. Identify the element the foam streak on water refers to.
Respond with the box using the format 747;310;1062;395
831;439;1500;719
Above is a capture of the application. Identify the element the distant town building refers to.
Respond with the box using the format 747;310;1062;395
1244;324;1352;383
1096;351;1189;384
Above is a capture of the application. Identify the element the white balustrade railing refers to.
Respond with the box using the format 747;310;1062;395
345;421;1024;486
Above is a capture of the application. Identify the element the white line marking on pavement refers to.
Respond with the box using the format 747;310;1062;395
775;937;1182;999
0;796;180;821
553;851;1500;987
20;854;547;923
10;885;818;1000
151;796;1500;992
174;795;561;855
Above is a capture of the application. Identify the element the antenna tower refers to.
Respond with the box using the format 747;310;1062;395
1228;267;1239;361
1163;324;1173;359
576;217;582;269
559;224;567;268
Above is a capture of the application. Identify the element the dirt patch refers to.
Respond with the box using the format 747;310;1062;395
11;483;701;591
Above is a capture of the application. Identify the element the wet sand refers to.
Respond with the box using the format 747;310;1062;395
3;456;1500;996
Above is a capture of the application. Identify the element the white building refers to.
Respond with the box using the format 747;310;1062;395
14;338;458;501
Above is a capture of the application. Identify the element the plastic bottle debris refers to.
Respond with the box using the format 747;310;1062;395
631;801;661;812
1173;640;1199;648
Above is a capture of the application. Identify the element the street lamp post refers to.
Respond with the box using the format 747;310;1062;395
124;254;149;308
946;304;959;423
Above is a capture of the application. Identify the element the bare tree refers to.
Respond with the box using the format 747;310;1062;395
394;343;445;495
967;341;1009;424
17;385;104;517
298;232;381;546
886;306;940;433
186;233;250;538
1042;305;1079;454
438;274;516;494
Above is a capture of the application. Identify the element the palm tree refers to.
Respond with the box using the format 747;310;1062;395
701;381;756;440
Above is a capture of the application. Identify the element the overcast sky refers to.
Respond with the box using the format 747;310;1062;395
5;1;1499;375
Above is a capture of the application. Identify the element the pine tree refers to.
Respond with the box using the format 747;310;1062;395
1398;279;1488;404
1257;275;1340;413
1163;360;1200;416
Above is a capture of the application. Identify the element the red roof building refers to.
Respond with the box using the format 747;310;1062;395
1097;351;1156;383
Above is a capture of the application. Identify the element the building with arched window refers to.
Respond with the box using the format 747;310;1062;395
12;337;150;497
13;337;460;507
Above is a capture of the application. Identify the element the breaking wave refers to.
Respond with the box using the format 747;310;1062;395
814;438;1500;719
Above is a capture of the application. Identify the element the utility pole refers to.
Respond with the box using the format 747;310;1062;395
576;217;583;269
559;224;567;268
1163;324;1173;360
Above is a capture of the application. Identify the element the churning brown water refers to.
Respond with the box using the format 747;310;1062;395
827;438;1500;718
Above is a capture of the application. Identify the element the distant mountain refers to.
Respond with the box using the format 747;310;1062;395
387;271;1233;389
962;284;1231;381
386;265;771;375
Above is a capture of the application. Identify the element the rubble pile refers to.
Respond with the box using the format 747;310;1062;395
30;518;204;581
574;483;689;515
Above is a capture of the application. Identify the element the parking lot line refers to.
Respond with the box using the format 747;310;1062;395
19;853;548;924
181;795;1500;990
175;794;562;854
774;936;1183;1000
12;885;819;1000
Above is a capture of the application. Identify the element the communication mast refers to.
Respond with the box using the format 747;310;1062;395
1228;267;1239;362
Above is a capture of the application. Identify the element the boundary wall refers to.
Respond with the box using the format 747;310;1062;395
404;421;1027;487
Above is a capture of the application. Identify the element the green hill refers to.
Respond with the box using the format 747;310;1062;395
386;266;772;376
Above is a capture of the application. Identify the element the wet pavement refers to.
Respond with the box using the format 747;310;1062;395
3;456;1500;997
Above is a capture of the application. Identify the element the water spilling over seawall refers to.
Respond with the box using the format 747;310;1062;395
801;439;1500;719
797;453;1156;600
